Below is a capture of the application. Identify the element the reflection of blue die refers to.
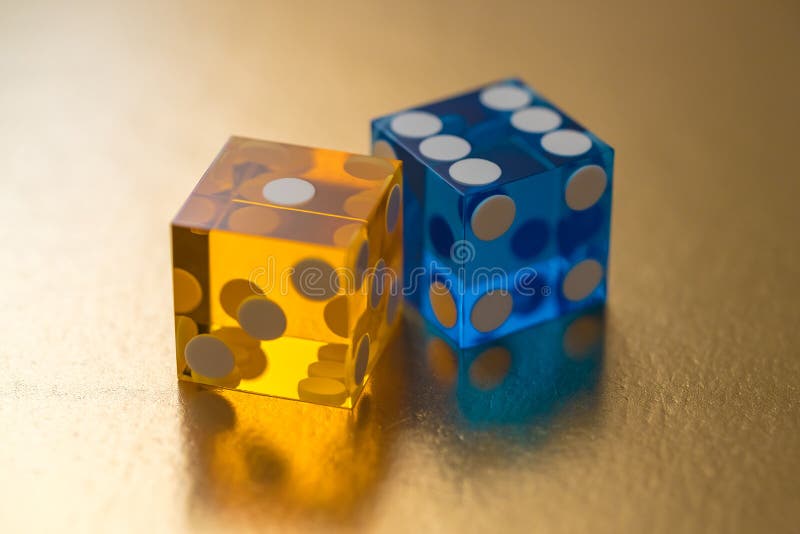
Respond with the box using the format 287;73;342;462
372;79;614;347
419;306;604;424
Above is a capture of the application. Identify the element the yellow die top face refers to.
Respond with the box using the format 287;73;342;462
173;137;402;244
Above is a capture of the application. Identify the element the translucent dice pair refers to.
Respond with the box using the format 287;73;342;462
171;137;402;408
371;78;614;348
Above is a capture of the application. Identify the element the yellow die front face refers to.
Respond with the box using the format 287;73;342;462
171;137;403;408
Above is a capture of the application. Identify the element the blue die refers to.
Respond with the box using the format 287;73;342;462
371;79;614;347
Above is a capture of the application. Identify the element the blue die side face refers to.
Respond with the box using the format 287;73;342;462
372;78;614;347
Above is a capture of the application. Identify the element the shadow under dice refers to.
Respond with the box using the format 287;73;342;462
172;137;403;408
372;78;613;347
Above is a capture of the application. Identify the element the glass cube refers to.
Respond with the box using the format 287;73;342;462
172;137;403;408
372;78;613;347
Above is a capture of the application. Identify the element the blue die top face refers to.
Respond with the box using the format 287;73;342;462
372;78;613;194
372;79;614;348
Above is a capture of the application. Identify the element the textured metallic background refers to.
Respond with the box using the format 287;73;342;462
1;1;799;533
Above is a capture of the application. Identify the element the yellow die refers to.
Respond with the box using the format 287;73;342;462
171;137;403;408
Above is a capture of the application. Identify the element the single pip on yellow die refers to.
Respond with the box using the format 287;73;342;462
171;137;403;408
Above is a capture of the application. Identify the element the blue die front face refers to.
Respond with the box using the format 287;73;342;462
372;79;614;347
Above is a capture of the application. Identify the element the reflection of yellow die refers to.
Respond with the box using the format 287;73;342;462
171;137;403;408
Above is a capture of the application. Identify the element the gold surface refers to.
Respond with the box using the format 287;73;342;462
1;1;799;532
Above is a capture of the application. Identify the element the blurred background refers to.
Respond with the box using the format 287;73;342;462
1;1;799;532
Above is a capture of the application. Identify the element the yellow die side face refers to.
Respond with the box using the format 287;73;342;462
356;177;404;389
171;137;402;409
